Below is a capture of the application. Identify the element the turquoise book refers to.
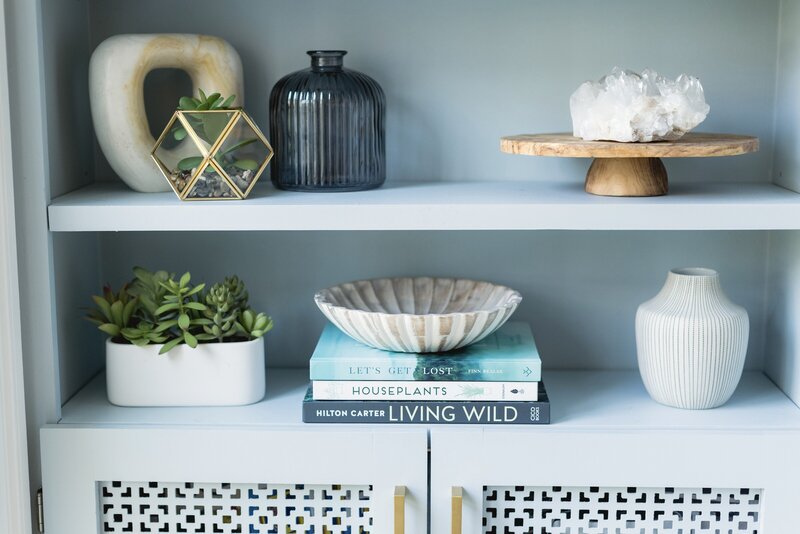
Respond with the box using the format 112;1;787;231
309;321;542;382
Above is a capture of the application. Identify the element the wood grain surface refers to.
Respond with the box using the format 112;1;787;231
585;157;668;197
501;132;759;158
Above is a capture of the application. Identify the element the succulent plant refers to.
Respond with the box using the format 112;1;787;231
173;89;236;143
172;89;259;174
236;309;273;340
128;266;170;322
120;321;168;347
85;284;138;339
222;275;249;310
86;268;272;354
152;272;211;354
200;282;240;343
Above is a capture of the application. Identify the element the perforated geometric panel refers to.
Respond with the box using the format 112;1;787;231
483;485;762;534
98;481;373;533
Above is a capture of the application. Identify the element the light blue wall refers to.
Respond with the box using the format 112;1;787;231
87;0;779;186
96;231;768;372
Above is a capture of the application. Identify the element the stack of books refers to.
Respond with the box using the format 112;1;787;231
302;321;550;425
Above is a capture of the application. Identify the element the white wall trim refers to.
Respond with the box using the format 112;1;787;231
0;0;32;531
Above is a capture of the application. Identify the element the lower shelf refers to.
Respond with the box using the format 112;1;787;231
59;369;800;431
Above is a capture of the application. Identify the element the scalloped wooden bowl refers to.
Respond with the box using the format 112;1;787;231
314;277;522;353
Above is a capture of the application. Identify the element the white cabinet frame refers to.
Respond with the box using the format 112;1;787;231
0;0;32;531
431;428;800;533
42;426;427;534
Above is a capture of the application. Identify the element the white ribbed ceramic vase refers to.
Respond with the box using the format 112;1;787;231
635;268;749;409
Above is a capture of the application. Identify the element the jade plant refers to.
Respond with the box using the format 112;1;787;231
87;267;273;354
172;89;259;174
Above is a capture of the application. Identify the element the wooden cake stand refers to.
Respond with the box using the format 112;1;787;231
500;132;759;197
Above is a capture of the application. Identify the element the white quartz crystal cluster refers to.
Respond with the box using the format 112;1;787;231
570;67;710;142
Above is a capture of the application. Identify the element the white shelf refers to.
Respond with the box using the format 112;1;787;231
48;181;800;232
59;369;800;432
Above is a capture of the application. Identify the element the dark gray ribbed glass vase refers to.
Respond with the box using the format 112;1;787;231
269;51;386;191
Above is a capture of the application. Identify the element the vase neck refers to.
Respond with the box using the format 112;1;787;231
660;268;722;299
309;50;346;72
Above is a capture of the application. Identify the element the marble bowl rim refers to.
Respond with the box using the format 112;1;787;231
313;276;523;318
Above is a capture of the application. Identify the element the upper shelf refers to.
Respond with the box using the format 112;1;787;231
48;181;800;232
59;369;800;432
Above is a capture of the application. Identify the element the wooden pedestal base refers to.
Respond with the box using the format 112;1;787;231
585;157;668;197
501;133;759;197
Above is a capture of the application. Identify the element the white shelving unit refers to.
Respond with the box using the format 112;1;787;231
6;0;800;532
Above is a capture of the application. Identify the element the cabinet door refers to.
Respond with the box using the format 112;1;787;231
431;428;800;533
42;426;427;534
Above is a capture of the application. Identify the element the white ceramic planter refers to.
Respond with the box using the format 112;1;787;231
105;338;265;407
635;268;749;409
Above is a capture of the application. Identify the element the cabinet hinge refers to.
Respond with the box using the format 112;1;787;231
36;488;44;533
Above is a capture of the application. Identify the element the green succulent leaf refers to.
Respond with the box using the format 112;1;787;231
255;315;273;333
178;313;190;330
177;156;204;171
90;295;113;321
241;309;254;330
155;302;180;316
122;297;138;325
154;319;179;333
221;95;236;108
110;300;123;326
120;327;140;337
159;337;184;355
184;284;206;297
184;301;207;311
184;331;198;348
173;127;188;141
85;315;103;327
222;137;258;156
179;272;192;288
98;323;120;337
178;96;197;110
233;159;259;171
198;88;207;101
202;114;230;143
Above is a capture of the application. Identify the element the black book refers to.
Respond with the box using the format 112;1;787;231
302;382;550;425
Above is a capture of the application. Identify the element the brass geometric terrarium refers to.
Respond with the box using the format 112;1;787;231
152;95;273;200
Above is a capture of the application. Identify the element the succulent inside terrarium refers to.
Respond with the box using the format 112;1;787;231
167;90;261;198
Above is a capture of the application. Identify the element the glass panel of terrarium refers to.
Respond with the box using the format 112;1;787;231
152;114;208;196
184;161;239;200
212;113;273;196
180;110;237;155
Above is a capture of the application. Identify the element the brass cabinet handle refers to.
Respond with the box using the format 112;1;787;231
394;486;406;534
452;486;463;534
